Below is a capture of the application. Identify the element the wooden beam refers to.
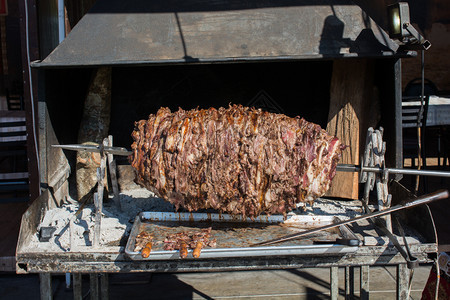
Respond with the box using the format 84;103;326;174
326;59;375;199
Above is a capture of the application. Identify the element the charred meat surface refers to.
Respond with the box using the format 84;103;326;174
134;231;153;252
163;227;216;251
130;105;344;218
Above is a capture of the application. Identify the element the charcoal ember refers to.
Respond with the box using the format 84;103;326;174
130;105;345;218
163;228;216;251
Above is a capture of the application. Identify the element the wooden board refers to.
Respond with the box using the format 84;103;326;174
326;59;375;199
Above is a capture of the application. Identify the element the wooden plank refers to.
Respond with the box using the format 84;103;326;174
326;59;374;199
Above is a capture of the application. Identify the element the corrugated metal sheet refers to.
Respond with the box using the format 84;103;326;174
33;0;401;68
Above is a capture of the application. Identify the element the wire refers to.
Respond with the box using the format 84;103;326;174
24;0;41;194
414;50;425;194
434;258;440;300
425;203;440;300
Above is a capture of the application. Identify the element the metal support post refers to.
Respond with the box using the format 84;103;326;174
107;135;121;210
73;273;83;300
345;266;355;300
360;265;369;300
39;273;52;300
397;263;409;300
330;266;339;300
100;273;109;300
90;273;99;300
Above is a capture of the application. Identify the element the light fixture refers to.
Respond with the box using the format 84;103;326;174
387;2;431;50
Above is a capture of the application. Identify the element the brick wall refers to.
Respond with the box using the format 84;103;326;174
402;1;450;94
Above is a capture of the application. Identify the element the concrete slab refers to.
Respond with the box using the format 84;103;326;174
0;265;433;299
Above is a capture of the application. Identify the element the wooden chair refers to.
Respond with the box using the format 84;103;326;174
6;89;24;111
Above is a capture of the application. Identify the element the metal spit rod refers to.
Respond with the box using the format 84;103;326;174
53;144;450;178
336;163;450;178
252;189;449;247
52;144;132;156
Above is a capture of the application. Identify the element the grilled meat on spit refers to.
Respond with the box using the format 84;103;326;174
130;105;344;218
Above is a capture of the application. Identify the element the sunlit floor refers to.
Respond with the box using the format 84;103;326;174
0;265;434;300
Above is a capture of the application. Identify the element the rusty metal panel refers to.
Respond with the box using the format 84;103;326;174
16;243;436;273
34;0;401;68
124;212;358;260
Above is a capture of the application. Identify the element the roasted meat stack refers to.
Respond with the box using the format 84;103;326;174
130;105;344;218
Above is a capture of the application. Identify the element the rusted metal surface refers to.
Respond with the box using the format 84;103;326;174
125;212;358;260
16;183;438;274
16;242;436;274
33;0;406;68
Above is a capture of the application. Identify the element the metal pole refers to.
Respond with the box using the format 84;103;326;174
360;266;369;300
397;264;409;300
253;189;449;246
39;273;52;300
90;274;99;300
415;49;426;194
337;164;450;177
330;267;339;300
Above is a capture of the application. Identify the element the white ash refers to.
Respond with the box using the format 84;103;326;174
297;198;364;219
23;188;174;253
23;186;363;253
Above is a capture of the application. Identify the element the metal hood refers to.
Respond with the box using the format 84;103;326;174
33;0;404;68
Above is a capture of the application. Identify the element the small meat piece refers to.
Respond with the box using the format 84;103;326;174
163;227;215;254
179;242;188;259
192;241;203;258
130;105;345;218
134;231;153;252
141;242;152;258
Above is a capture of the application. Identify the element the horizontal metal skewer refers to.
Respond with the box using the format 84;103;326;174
251;189;449;247
336;163;450;178
52;144;132;156
53;144;450;178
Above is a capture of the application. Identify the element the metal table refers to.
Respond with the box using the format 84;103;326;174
16;184;438;300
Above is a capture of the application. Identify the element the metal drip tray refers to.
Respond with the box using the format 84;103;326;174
125;212;359;260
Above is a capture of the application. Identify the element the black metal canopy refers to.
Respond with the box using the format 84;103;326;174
33;0;405;68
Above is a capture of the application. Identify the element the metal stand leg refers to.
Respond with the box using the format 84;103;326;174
100;273;109;300
345;266;355;300
330;266;338;300
397;264;409;300
65;273;71;289
90;274;99;300
89;273;109;300
360;265;369;300
39;273;52;300
73;273;83;300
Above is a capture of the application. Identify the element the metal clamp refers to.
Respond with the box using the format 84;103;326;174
360;127;392;231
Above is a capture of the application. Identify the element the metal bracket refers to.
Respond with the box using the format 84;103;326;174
360;127;392;231
361;201;418;270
